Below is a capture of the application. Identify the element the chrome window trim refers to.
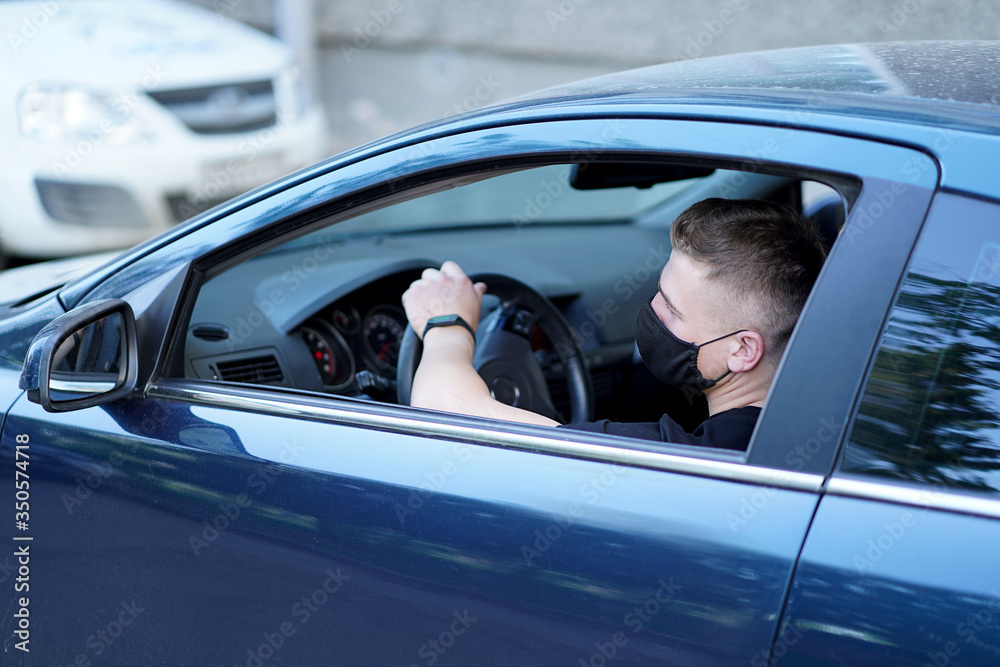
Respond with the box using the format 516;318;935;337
827;476;1000;520
147;381;825;493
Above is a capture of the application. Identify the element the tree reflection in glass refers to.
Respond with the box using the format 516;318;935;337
845;262;1000;495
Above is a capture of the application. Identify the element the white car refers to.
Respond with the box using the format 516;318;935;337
0;0;328;264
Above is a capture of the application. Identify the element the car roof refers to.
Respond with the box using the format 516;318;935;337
55;42;1000;309
508;41;1000;135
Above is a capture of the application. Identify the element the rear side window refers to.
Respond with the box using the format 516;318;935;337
841;193;1000;496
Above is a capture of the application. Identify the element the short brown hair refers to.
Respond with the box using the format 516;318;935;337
670;198;827;361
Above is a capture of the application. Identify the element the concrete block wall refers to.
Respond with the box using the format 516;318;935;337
185;0;1000;153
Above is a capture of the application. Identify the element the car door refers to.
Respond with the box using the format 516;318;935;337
772;191;1000;665
1;114;937;665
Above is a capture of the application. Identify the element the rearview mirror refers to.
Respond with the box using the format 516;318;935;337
570;162;715;190
19;299;138;412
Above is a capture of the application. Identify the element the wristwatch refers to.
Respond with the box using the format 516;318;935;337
423;314;476;340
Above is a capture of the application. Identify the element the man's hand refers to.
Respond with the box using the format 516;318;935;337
402;261;488;339
399;260;558;428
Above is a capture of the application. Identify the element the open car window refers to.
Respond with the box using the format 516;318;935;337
181;159;839;454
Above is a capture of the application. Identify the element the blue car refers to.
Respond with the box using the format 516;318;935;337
3;41;1000;666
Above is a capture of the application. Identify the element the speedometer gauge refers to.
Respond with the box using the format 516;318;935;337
362;307;406;377
331;302;361;335
300;320;355;389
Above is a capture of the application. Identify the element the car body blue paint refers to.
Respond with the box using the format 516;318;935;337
1;42;999;665
776;495;1000;666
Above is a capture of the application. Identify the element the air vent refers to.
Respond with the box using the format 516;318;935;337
215;355;283;385
191;324;230;341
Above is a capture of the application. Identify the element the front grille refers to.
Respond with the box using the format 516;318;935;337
215;355;283;385
148;80;276;134
35;179;147;227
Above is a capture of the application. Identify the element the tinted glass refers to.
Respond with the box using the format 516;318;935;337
842;193;1000;496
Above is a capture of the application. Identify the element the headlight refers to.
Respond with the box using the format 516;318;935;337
275;65;312;124
18;83;147;144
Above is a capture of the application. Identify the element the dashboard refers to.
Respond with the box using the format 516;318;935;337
182;222;674;414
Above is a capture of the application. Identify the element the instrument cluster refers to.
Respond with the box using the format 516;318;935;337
295;271;419;394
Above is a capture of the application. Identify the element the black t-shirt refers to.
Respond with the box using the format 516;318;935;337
558;406;761;451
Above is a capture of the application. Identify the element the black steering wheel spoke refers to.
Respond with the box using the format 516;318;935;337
486;304;536;340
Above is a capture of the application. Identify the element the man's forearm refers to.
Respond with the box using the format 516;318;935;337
411;328;558;426
411;328;487;412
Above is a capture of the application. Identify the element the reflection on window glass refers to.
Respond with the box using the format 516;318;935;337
50;313;124;401
843;194;1000;496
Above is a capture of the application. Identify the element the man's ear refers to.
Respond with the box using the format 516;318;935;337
727;330;765;373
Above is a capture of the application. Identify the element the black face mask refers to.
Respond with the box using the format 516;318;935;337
635;298;744;392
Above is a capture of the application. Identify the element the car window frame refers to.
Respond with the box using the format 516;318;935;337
76;115;939;488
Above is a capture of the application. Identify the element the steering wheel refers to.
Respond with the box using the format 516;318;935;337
396;273;594;424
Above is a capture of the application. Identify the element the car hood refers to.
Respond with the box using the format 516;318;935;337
0;0;291;88
0;252;121;309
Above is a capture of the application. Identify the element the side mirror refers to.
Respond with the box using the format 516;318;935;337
19;299;138;412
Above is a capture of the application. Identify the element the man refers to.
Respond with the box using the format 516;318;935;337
401;198;827;450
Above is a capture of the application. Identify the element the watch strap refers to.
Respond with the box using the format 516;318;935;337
423;314;476;341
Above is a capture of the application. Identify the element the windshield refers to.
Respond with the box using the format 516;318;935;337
298;163;701;242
